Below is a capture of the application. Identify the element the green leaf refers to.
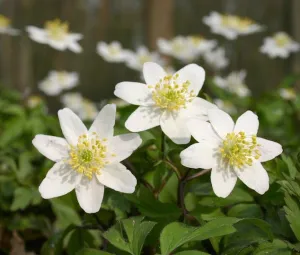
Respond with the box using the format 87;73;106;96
103;222;131;253
227;204;263;218
282;154;297;179
122;216;144;244
41;225;76;255
284;193;300;241
125;186;181;219
253;239;291;255
174;251;210;255
76;249;113;255
160;217;240;255
10;187;41;211
67;228;96;255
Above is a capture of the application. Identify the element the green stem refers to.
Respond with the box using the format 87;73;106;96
161;131;166;160
164;159;182;179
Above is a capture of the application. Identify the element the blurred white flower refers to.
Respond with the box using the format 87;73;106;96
27;95;43;109
204;47;229;70
32;105;141;213
214;70;251;97
180;110;282;197
157;35;216;62
38;71;79;96
114;62;217;144
26;19;82;53
279;88;297;100
260;32;300;59
0;14;19;35
108;98;130;108
125;46;164;71
97;41;130;62
213;99;237;114
203;12;262;40
61;92;98;121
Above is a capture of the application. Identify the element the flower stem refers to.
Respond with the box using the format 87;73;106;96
161;131;166;160
164;159;182;179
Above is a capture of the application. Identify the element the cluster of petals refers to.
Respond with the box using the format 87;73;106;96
26;19;82;53
213;70;251;98
38;71;79;96
180;109;283;197
203;11;263;40
278;88;297;101
61;92;98;121
260;32;300;59
114;62;217;144
203;47;229;71
157;35;217;62
32;105;141;213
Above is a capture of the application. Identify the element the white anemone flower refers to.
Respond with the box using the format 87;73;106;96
38;71;79;96
260;32;300;59
204;47;229;71
114;62;217;144
96;41;130;62
157;36;217;62
213;70;251;97
213;99;237;115
279;88;297;100
26;19;82;53
32;105;141;213
203;12;263;40
0;14;19;35
125;46;164;71
180;109;283;197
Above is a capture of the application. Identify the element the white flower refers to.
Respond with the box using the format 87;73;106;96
97;41;130;62
61;93;98;121
125;46;165;71
279;88;297;100
38;71;79;96
203;12;263;40
0;14;19;35
114;62;217;144
204;47;229;71
213;70;251;97
26;19;82;53
180;109;283;197
157;35;216;62
213;99;237;115
260;32;300;59
32;105;141;213
27;95;43;109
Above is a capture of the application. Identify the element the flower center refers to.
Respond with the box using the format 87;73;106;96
149;74;195;111
0;15;10;28
57;71;67;84
219;132;261;168
221;15;253;31
45;19;69;41
274;33;291;47
188;36;204;46
108;45;121;56
68;133;110;179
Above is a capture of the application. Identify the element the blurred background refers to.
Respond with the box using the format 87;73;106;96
0;0;300;106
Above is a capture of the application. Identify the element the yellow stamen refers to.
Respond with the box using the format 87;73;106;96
150;74;195;111
0;15;10;28
221;14;254;31
219;132;261;168
274;32;291;47
45;19;69;41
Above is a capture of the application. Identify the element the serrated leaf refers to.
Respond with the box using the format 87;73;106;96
160;217;240;255
122;216;144;244
174;251;210;255
282;154;297;179
253;239;291;255
76;249;113;255
284;193;300;241
67;228;96;255
10;187;41;211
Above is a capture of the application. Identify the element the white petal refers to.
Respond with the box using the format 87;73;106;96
160;111;191;144
114;82;154;106
125;106;161;132
58;108;88;145
187;119;221;146
39;162;81;199
143;62;167;85
175;64;205;95
185;97;218;119
235;162;269;194
32;135;69;162
107;133;142;163
48;39;68;51
234;111;259;135
75;177;104;213
211;165;237;198
89;104;116;139
26;26;47;43
180;142;216;169
208;109;234;139
68;41;82;53
97;163;137;193
257;138;283;162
